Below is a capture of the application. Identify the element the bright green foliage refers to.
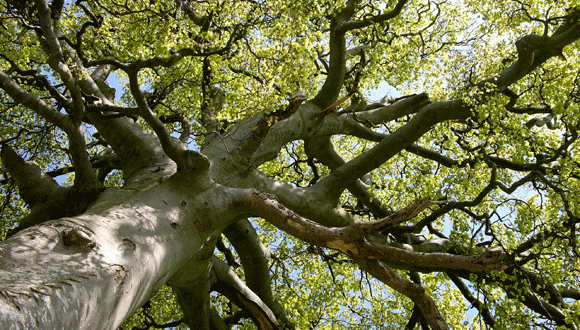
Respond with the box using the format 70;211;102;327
3;0;580;329
253;217;415;329
119;285;186;330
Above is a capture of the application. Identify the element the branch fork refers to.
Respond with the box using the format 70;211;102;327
1;145;103;235
249;192;506;272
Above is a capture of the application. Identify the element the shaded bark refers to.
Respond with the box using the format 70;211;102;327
0;171;252;329
2;1;580;329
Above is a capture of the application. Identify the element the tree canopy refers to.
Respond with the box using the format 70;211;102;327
2;0;580;329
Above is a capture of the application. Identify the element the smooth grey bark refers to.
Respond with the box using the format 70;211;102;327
223;220;292;326
0;171;252;329
2;1;580;329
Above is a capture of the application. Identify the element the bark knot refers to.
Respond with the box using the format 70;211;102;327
118;238;136;253
62;227;95;250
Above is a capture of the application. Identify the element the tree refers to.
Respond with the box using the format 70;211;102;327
1;0;580;328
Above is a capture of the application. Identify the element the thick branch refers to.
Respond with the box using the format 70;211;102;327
515;290;571;327
209;303;228;330
353;93;431;126
35;0;85;124
488;20;580;92
175;0;211;27
0;145;64;208
223;220;292;327
354;198;438;233
359;259;450;330
250;100;390;167
0;69;101;191
313;99;470;194
2;2;104;190
310;1;356;108
1;56;72;110
173;260;212;330
313;18;580;196
250;192;506;273
304;136;389;217
405;305;429;330
561;287;580;300
210;257;283;330
200;86;225;134
0;146;102;233
85;104;140;118
0;70;71;130
175;288;210;330
77;70;170;181
126;70;209;174
342;0;409;31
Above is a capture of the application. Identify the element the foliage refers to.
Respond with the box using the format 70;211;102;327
2;0;580;329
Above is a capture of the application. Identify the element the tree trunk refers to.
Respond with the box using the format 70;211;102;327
0;172;248;329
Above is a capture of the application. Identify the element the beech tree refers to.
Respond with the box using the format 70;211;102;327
2;0;580;329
